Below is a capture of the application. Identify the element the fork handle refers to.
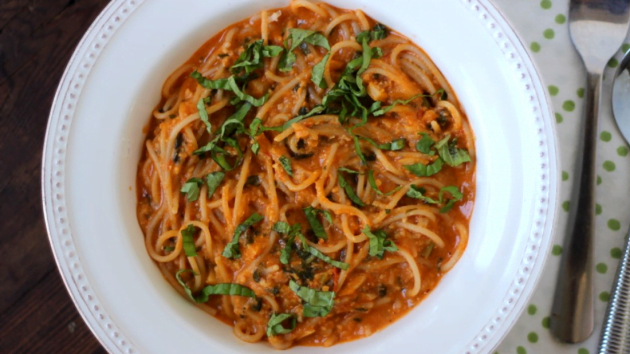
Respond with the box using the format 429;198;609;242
550;71;601;343
599;227;630;353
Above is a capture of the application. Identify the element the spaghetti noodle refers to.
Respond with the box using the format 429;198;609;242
136;0;475;348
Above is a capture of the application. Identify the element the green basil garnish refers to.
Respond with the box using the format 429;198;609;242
181;224;198;257
279;155;293;177
435;135;471;167
367;170;401;196
180;177;204;202
197;97;212;133
231;39;283;75
404;158;444;177
222;213;264;259
406;184;463;213
274;221;302;265
338;172;366;207
416;133;435;155
311;53;330;88
205;171;225;198
306;247;349;270
289;280;335;317
176;270;256;303
363;226;398;259
279;29;331;72
266;313;297;337
303;206;332;240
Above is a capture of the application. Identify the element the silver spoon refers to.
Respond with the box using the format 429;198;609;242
598;49;630;354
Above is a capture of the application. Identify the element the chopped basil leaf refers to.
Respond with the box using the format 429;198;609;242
279;155;293;177
218;102;251;138
176;270;256;303
274;221;302;265
190;72;269;107
404;158;444;177
416;133;435;155
222;213;264;259
357;23;388;43
338;167;362;174
359;135;406;151
311;53;330;88
303;206;331;240
180;177;204;202
438;186;463;213
231;39;283;75
163;246;174;252
367;170;401;196
289;280;335;317
181;224;198;257
351;134;368;166
278;29;330;72
197;98;212;133
307;247;349;270
372;93;425;116
273;221;291;234
406;185;463;213
434;88;447;100
337;172;366;207
282;105;326;130
363;226;398;259
406;185;439;204
267;313;297;337
422;243;435;259
205;171;225;198
435;135;471;167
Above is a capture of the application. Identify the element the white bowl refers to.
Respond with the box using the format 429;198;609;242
42;0;559;353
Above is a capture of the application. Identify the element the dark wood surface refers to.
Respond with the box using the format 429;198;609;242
0;0;109;353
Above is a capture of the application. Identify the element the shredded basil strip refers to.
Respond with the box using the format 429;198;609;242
176;270;256;303
181;224;198;257
363;226;398;259
438;185;463;213
406;184;463;213
180;177;204;202
307;247;349;270
422;243;435;259
337;172;366;207
231;39;283;75
197;97;212;133
303;206;331;240
190;72;269;107
222;213;264;259
359;136;406;151
371;93;425;116
282;105;326;130
279;155;293;177
356;23;388;43
416;133;435;155
311;53;330;88
435;135;471;167
279;29;331;72
205;171;225;198
274;222;302;265
367;170;402;196
338;167;362;174
404;158;444;177
267;313;297;337
289;280;335;317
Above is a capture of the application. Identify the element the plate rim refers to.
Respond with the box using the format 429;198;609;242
41;0;560;353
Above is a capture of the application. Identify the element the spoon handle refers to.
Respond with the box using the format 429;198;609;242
599;227;630;354
551;71;601;343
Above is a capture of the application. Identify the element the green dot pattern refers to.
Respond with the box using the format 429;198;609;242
597;175;602;185
562;171;568;181
611;247;622;259
608;219;621;231
517;346;527;354
555;14;566;24
555;112;563;123
618;146;628;157
577;87;584;98
527;304;537;315
527;332;538;343
562;201;570;212
578;349;590;354
596;204;602;215
542;316;550;329
540;0;552;9
600;291;610;302
600;131;612;142
531;42;541;53
603;160;616;172
552;244;562;256
563;100;575;112
543;28;555;39
548;85;559;96
596;263;608;274
608;58;619;68
623;43;630;52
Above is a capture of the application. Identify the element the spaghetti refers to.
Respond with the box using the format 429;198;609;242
136;0;475;348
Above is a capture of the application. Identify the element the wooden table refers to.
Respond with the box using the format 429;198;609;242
0;1;109;352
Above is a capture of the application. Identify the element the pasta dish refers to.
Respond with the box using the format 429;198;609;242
136;0;475;348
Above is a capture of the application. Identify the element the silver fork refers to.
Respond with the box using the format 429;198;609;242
551;0;630;344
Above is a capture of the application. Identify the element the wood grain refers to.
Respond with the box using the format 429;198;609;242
0;0;109;352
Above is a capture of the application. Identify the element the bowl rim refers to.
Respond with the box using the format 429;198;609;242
41;0;560;353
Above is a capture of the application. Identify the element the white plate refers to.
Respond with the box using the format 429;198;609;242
42;0;559;353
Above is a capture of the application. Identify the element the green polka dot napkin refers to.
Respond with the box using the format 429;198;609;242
492;0;630;353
